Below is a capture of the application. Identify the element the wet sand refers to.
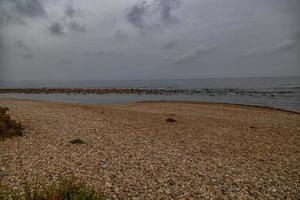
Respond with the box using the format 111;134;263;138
0;98;299;199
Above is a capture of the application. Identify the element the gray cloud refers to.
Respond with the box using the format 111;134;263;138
244;40;298;57
60;58;72;64
274;40;297;53
85;49;122;57
65;4;76;19
62;4;86;34
15;39;31;50
68;21;86;33
0;42;5;49
163;40;179;49
64;3;85;19
0;10;25;25
23;53;34;59
115;29;128;41
12;0;46;17
48;22;65;35
127;0;181;29
0;0;46;18
95;50;107;56
157;0;180;25
48;21;86;35
127;1;148;28
172;44;217;64
0;0;46;26
1;0;299;80
295;31;300;41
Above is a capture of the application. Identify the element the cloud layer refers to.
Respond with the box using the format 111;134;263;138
244;40;297;57
48;22;64;35
172;44;217;64
0;0;47;25
0;0;299;80
127;0;181;29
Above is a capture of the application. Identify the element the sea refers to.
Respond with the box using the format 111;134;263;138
0;76;299;112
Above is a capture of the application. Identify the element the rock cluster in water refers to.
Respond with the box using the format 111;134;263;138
0;88;293;97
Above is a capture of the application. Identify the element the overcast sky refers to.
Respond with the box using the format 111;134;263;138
0;0;299;81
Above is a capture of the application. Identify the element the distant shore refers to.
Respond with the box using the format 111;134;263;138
0;98;299;199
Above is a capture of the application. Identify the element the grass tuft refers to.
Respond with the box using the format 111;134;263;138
0;179;106;200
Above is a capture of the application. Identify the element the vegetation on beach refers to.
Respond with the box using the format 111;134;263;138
0;107;23;139
0;106;104;199
0;179;106;200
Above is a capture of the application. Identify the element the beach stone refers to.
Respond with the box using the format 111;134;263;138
105;181;112;188
99;160;107;169
166;118;177;123
0;169;8;177
68;138;85;144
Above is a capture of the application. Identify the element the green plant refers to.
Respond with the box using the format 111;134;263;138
0;179;106;200
0;107;23;139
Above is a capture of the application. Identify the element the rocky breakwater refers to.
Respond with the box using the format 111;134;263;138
0;88;197;95
0;87;294;97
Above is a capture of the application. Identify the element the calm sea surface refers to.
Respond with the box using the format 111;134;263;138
0;77;299;112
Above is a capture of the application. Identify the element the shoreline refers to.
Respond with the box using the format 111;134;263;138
1;97;299;115
137;100;300;115
0;97;300;115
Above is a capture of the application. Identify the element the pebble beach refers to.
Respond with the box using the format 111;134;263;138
0;98;299;199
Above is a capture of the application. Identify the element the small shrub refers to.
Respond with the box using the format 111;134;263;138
0;107;9;114
0;107;23;139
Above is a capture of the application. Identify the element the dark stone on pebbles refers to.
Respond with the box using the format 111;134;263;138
69;138;85;145
166;118;177;123
0;169;8;177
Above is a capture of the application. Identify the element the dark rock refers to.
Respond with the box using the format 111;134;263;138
69;138;85;145
168;179;175;185
166;118;177;123
0;169;8;177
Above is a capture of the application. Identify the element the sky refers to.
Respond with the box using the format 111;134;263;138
0;0;299;81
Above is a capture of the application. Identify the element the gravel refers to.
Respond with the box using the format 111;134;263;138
0;98;299;199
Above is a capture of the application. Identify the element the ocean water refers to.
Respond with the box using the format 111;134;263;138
0;76;299;112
